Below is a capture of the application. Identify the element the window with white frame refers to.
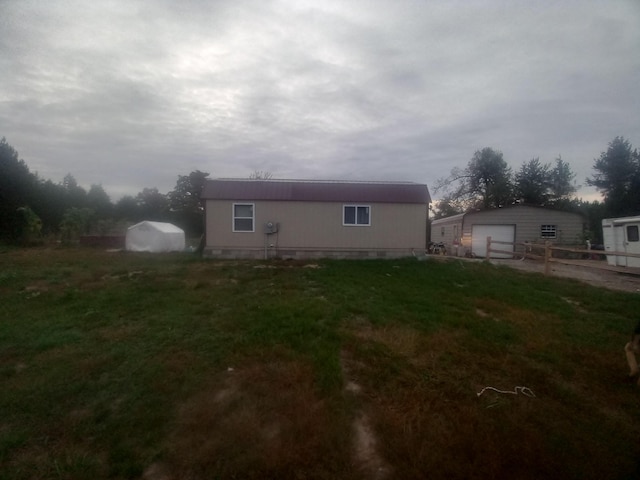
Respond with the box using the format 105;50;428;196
343;205;370;226
233;203;254;232
540;224;557;239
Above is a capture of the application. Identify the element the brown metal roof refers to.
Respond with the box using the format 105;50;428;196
201;179;431;204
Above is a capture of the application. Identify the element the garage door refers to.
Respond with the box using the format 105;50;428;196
472;225;515;258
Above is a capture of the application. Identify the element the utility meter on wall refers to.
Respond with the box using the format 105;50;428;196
264;222;279;234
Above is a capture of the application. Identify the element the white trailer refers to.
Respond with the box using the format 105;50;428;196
602;216;640;268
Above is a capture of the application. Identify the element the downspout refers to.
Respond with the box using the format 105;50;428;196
199;199;207;256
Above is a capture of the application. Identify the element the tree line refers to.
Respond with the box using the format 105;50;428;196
432;136;639;243
1;136;638;245
0;137;208;244
434;150;577;216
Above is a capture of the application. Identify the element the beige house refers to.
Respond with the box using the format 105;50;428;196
201;179;431;259
431;205;585;258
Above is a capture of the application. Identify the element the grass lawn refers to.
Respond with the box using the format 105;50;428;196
1;247;639;479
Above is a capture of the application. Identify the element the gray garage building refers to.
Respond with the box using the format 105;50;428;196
431;205;585;258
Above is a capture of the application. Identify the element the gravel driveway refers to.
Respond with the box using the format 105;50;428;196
489;258;640;294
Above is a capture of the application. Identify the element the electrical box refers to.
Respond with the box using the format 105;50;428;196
264;222;279;234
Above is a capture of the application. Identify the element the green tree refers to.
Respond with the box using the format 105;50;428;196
114;195;140;221
62;173;87;208
469;148;512;208
33;179;70;236
0;137;119;241
29;174;94;236
548;156;577;204
86;184;113;219
435;147;512;211
579;199;607;245
587;136;640;216
59;207;94;244
16;206;43;244
430;198;464;219
513;156;577;206
514;158;550;205
0;137;39;242
136;188;169;221
168;170;209;237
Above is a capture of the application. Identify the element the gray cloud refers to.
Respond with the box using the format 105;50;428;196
1;0;638;200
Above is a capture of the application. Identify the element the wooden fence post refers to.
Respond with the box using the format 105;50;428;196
486;236;492;261
544;241;551;276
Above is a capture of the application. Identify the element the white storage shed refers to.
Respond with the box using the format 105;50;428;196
125;221;186;253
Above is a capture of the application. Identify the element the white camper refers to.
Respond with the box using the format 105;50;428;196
602;216;640;268
125;221;186;253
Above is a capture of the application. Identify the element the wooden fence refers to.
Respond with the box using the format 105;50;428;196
485;236;640;276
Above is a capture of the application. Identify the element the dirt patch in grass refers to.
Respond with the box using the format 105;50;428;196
351;323;424;359
162;354;355;479
341;349;392;479
352;413;390;480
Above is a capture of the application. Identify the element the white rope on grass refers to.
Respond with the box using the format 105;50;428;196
476;386;536;398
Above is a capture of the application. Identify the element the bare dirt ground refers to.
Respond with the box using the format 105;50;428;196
489;258;640;293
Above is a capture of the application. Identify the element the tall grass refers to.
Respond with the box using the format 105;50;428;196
1;248;639;479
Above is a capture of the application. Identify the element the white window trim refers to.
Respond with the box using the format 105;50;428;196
232;203;255;232
343;204;371;226
540;224;557;239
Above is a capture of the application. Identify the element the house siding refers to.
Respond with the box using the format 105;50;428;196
204;199;427;259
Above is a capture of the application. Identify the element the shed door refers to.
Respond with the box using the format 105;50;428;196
625;223;640;268
472;225;515;258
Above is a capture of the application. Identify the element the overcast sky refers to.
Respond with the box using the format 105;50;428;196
1;0;639;201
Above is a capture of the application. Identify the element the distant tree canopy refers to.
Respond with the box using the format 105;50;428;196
434;148;510;214
0;136;211;244
433;148;579;219
59;207;94;244
434;148;512;214
468;148;513;209
0;137;45;242
16;206;42;244
586;136;640;217
513;156;577;206
549;156;578;202
514;158;551;205
168;170;209;237
249;170;273;180
86;184;113;219
432;137;640;244
137;187;169;221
